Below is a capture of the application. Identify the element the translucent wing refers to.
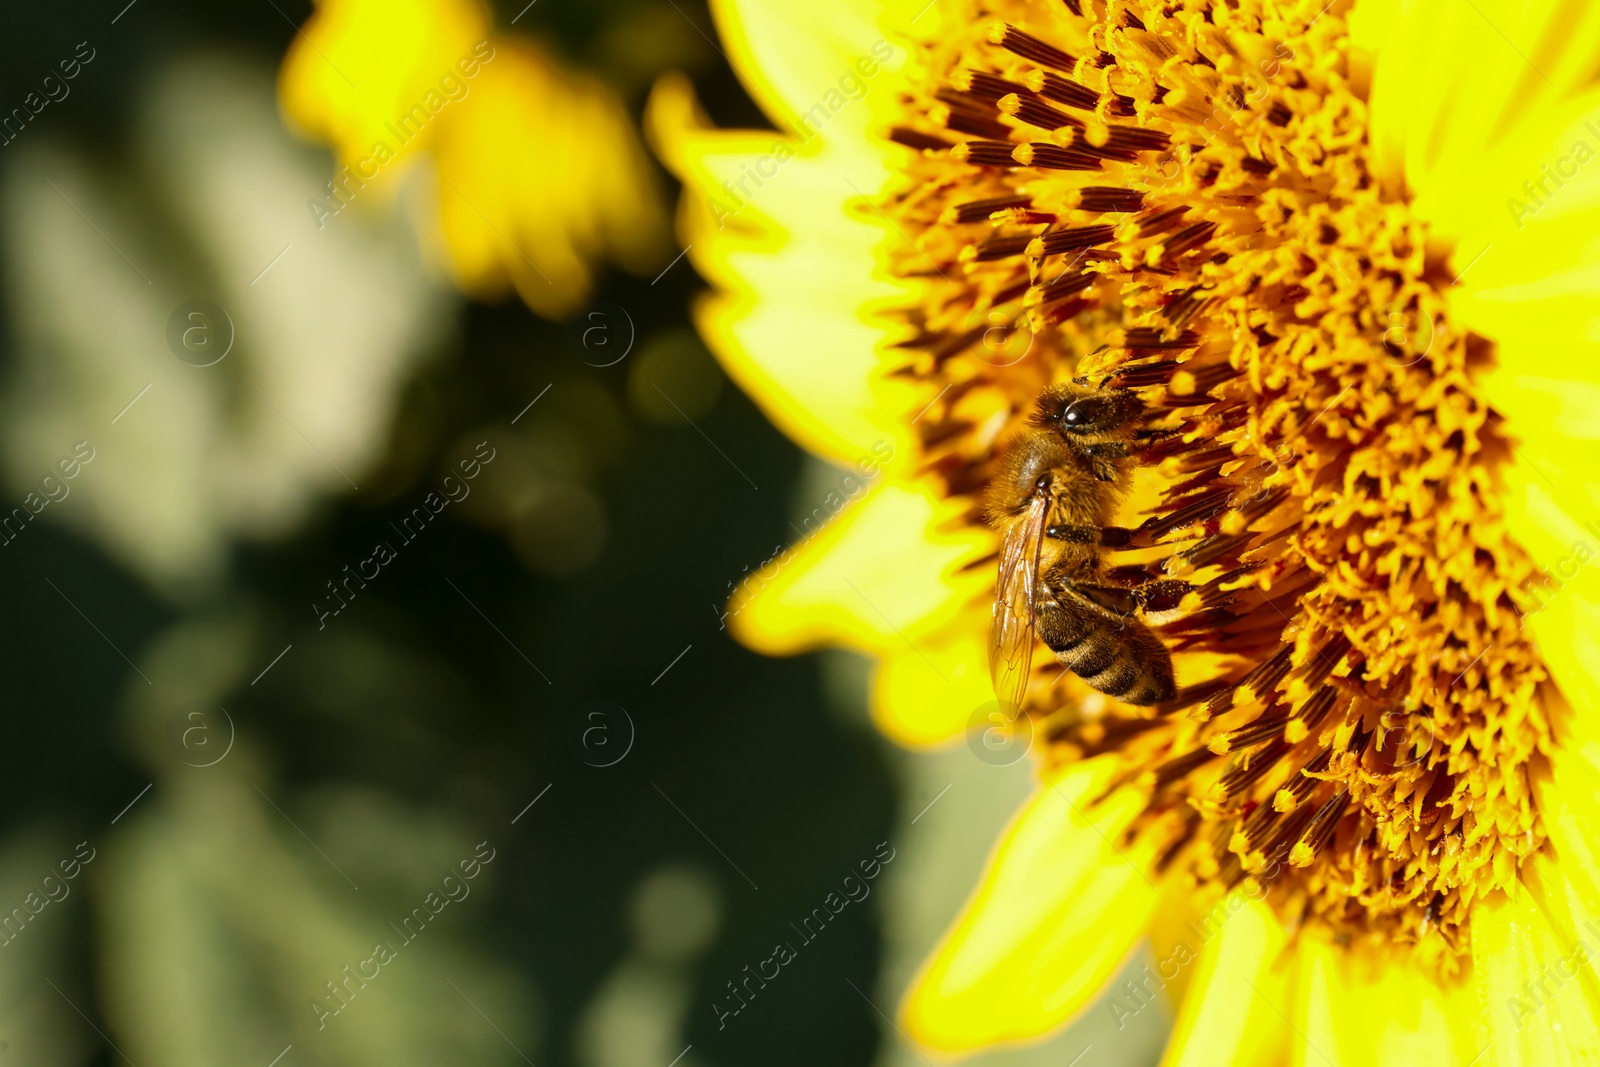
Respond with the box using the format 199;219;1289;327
989;493;1048;717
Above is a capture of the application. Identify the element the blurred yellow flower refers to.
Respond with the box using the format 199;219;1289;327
652;0;1600;1062
280;0;666;317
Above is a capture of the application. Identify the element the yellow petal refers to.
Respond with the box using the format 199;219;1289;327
282;2;663;319
430;40;667;317
1365;0;1600;212
647;72;919;465
1481;365;1600;484
1478;876;1600;1067
1431;82;1600;294
900;759;1160;1052
728;480;989;656
1295;936;1482;1066
870;622;993;748
1537;740;1600;911
1474;882;1600;1066
1160;895;1292;1067
279;0;488;177
711;0;924;166
1529;740;1600;984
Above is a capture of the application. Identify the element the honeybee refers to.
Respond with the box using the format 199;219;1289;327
987;380;1179;711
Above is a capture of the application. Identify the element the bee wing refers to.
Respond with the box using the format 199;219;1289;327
989;494;1049;716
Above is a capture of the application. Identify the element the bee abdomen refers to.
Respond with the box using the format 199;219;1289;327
1090;658;1141;696
1038;596;1176;706
1067;632;1118;677
1094;650;1175;706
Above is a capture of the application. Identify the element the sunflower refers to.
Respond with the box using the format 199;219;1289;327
651;0;1600;1061
280;0;666;318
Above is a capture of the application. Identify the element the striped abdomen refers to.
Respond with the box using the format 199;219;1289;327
1036;590;1175;705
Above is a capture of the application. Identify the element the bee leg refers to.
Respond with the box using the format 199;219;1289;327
1044;554;1131;603
1046;524;1136;548
1136;579;1193;612
1079;440;1132;460
1077;441;1132;482
1058;569;1194;612
1104;562;1166;585
1061;579;1140;616
1048;524;1165;551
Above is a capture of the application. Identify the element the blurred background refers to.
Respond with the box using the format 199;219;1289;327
0;1;1167;1064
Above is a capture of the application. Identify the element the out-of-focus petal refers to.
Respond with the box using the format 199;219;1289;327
728;480;990;656
1294;935;1482;1066
279;0;488;177
1362;0;1600;210
870;623;992;748
900;759;1159;1052
1491;445;1600;745
647;72;919;465
1159;896;1290;1067
1473;885;1600;1066
431;39;668;317
282;1;664;318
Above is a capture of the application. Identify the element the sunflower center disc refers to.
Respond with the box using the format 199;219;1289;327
884;0;1553;969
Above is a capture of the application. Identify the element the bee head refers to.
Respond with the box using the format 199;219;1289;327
1034;382;1144;438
